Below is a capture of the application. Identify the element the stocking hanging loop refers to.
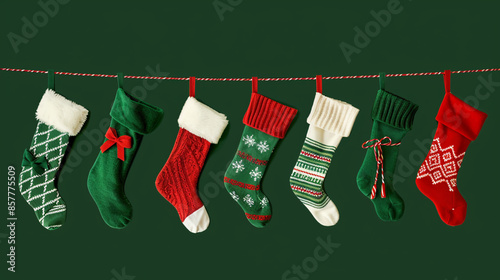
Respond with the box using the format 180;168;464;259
379;72;386;91
48;69;55;90
444;69;451;93
316;75;322;94
252;77;258;93
117;72;124;89
189;76;196;97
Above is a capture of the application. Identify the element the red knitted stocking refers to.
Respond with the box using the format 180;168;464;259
416;80;487;226
156;128;210;232
155;96;228;233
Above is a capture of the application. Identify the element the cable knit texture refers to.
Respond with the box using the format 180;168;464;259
307;92;360;137
372;90;418;130
155;98;227;233
243;92;297;139
156;128;209;222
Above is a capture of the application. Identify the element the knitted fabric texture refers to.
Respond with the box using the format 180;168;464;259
372;90;418;130
156;128;211;232
357;89;419;221
307;92;359;137
243;92;297;138
88;88;164;229
19;89;88;230
156;96;228;233
225;93;297;228
416;92;487;226
291;93;359;226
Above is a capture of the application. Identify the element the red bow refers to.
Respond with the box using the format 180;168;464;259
362;137;401;199
100;127;132;161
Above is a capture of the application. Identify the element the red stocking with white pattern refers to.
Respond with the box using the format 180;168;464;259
416;75;487;226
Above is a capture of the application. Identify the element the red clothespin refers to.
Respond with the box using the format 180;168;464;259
189;76;196;97
443;70;451;94
252;77;258;93
316;75;322;94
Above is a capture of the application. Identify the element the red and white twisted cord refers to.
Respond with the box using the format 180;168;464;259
362;137;401;200
1;67;499;81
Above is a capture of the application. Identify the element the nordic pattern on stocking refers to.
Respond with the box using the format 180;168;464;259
416;138;465;192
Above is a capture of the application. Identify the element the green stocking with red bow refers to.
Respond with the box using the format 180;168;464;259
87;74;163;229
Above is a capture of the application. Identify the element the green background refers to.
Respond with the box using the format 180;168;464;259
1;0;499;279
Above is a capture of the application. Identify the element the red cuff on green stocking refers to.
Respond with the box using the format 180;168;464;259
224;93;297;228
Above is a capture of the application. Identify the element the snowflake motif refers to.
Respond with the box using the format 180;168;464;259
249;167;262;181
230;191;239;201
260;197;268;208
257;141;270;153
242;135;256;147
243;194;254;207
231;160;245;173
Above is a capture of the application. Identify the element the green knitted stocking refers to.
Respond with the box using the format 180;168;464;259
19;89;88;230
224;92;297;228
357;75;418;221
88;77;163;229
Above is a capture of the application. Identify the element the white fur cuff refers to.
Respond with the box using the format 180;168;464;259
178;97;228;144
36;89;88;136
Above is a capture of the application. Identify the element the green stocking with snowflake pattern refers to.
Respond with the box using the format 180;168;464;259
224;92;297;228
19;88;88;230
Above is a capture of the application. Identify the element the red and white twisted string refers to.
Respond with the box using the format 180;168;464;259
1;67;499;81
362;137;401;200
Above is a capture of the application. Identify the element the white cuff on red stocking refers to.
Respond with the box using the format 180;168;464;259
178;97;229;144
175;96;228;233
